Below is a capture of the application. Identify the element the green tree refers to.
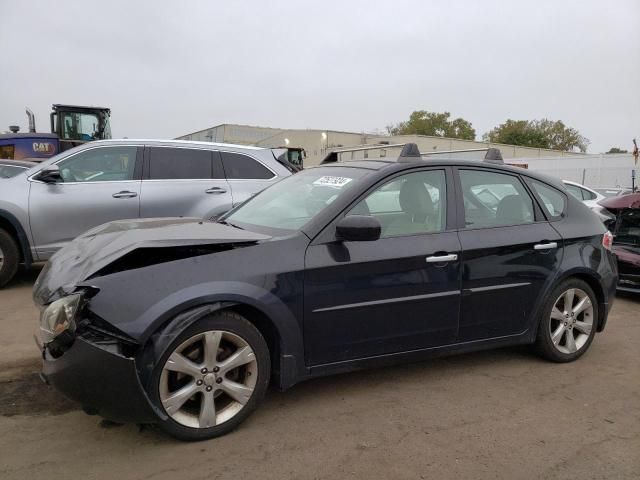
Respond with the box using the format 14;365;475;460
387;110;476;140
606;147;628;154
483;119;589;152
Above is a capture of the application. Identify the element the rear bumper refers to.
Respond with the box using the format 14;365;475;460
41;336;162;424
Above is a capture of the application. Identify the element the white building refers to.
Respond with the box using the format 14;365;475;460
176;123;637;188
176;123;583;166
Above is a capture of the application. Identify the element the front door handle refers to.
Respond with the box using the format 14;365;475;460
112;191;138;199
426;253;458;263
534;242;558;251
205;187;227;194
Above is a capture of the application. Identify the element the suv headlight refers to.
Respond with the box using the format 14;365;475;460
39;294;82;345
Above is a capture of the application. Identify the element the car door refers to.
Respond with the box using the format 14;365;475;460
28;145;141;257
304;168;461;365
220;151;279;206
140;146;232;220
455;168;562;342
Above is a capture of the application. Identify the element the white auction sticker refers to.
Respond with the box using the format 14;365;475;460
313;176;353;187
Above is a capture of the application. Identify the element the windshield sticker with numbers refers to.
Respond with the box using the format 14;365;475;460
313;176;353;188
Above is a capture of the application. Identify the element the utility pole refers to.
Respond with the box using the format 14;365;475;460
633;139;638;192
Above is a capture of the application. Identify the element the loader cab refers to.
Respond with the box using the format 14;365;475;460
50;104;112;152
283;147;306;168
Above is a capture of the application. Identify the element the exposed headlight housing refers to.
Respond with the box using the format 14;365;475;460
39;294;82;348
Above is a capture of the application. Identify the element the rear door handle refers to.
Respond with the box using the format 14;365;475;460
534;242;558;251
112;191;138;199
205;187;227;194
426;253;458;263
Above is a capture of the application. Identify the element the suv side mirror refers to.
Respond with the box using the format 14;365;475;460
35;165;62;184
336;215;381;242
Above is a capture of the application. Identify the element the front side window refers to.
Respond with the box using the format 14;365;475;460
348;170;446;237
225;167;368;232
460;170;534;228
56;146;137;182
60;112;101;141
221;152;274;179
530;180;566;219
148;147;212;180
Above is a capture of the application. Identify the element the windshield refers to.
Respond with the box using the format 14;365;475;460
225;167;369;232
60;112;101;141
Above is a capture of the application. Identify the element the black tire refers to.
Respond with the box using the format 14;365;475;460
150;310;270;441
535;278;598;363
0;228;20;288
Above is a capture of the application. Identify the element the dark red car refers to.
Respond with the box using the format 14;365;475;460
600;193;640;292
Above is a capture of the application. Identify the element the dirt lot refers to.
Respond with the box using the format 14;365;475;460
0;266;639;480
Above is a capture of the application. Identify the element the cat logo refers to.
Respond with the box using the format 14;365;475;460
32;142;55;154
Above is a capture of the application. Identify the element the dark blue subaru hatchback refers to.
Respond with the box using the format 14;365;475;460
35;145;617;440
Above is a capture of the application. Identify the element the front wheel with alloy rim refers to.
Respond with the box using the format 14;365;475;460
0;228;20;288
535;279;598;363
151;310;270;441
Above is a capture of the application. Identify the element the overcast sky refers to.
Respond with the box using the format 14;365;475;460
1;0;638;153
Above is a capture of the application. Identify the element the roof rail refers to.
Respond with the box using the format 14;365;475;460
397;143;421;162
483;147;504;164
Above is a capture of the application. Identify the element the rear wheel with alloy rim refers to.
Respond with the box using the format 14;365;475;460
151;310;270;440
535;279;598;362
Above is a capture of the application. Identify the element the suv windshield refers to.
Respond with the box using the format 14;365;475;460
225;167;368;232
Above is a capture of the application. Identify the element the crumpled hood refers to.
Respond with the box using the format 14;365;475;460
33;217;270;304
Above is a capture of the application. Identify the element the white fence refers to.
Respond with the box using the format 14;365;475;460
507;153;638;189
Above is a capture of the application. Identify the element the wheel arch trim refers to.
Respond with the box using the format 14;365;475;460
530;268;609;337
133;282;306;391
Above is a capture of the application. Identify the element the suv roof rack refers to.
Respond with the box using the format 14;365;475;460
320;143;504;165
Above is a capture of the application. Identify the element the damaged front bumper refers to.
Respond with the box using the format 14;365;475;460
40;330;163;424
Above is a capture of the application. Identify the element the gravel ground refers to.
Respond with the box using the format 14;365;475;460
0;266;638;480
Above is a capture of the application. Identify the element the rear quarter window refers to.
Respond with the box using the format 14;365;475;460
221;152;274;180
529;180;566;219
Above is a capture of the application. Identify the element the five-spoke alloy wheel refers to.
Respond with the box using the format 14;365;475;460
536;279;598;362
152;311;270;441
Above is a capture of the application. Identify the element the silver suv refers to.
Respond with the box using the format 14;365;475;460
0;139;292;286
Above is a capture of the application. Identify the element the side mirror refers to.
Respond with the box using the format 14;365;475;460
35;165;62;184
336;215;381;242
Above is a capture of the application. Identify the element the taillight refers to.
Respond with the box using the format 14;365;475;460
602;231;613;251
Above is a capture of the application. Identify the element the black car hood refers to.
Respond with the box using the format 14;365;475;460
33;217;270;304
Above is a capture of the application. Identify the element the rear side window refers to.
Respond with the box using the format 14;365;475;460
460;170;535;228
221;152;274;179
565;184;584;201
529;180;566;219
148;147;212;180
